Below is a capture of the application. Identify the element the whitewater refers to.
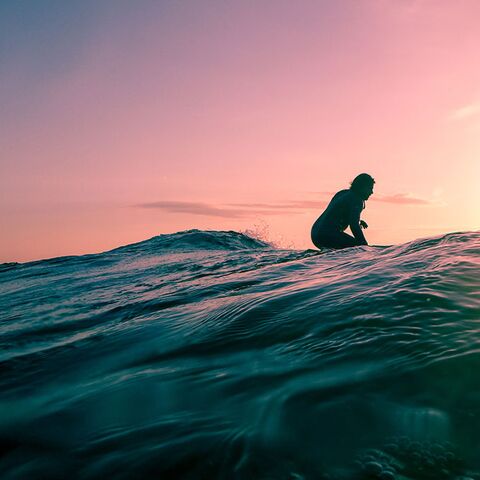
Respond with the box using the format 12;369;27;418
1;229;479;479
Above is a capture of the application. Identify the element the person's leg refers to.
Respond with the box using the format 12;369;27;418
312;230;359;249
331;232;360;249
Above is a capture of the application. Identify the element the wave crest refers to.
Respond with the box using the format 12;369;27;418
109;229;272;255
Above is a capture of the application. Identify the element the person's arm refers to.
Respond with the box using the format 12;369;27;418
349;204;368;245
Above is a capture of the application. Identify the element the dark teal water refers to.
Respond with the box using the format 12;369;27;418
1;230;479;479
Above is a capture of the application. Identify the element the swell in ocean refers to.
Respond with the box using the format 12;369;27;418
1;229;479;479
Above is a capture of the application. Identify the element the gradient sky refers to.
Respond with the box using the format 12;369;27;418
1;0;479;262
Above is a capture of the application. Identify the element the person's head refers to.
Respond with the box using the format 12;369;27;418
350;173;375;200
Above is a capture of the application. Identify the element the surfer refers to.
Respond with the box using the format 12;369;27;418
311;173;374;249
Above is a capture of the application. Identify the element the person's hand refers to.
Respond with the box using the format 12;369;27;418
359;220;368;229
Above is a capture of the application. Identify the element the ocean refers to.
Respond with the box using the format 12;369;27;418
1;229;479;479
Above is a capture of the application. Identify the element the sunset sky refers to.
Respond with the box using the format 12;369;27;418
1;0;479;262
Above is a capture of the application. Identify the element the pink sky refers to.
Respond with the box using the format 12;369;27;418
1;0;479;262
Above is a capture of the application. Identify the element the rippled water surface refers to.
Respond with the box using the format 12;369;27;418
1;229;480;479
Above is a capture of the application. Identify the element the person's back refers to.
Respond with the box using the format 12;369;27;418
313;189;360;232
311;174;374;249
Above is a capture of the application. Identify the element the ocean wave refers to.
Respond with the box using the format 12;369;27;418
0;230;479;479
108;229;272;255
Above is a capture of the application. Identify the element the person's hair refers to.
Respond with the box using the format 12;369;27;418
350;173;375;193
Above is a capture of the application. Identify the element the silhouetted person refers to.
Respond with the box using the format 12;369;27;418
311;173;375;249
